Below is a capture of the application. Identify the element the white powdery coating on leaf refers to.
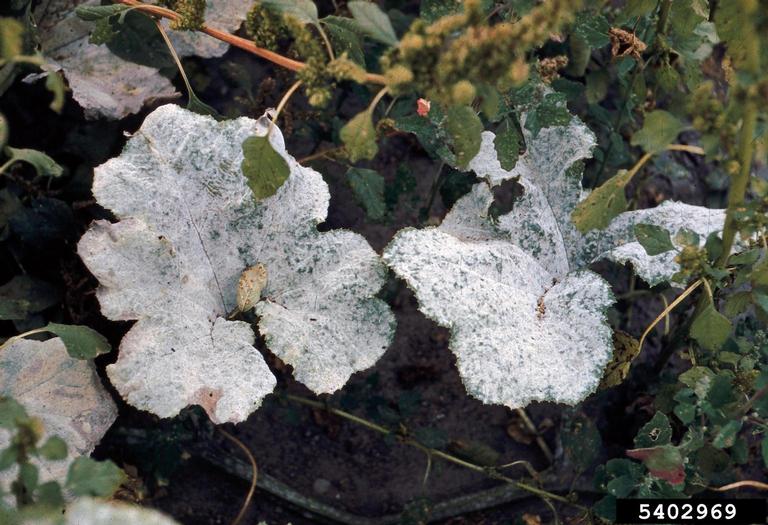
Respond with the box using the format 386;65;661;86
78;104;393;422
467;118;597;277
39;0;178;120
164;0;247;58
384;222;614;409
0;338;117;485
584;201;727;286
65;498;180;525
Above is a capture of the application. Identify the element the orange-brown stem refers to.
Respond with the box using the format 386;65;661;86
114;0;387;85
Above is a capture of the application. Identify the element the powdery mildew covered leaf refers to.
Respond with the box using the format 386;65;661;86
78;104;394;423
0;338;117;484
161;0;248;58
385;184;615;408
63;498;181;525
386;107;725;409
467;113;726;286
36;0;247;119
36;0;178;120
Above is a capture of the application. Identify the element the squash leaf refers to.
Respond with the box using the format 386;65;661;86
0;338;117;485
385;98;725;408
78;105;394;423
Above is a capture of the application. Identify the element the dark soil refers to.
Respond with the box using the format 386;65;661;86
0;39;723;525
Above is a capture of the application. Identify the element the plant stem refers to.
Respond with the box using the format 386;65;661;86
655;0;672;36
718;101;757;266
113;0;386;85
285;394;586;511
0;327;50;352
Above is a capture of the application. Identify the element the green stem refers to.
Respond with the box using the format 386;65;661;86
718;100;757;266
284;394;586;510
655;0;672;36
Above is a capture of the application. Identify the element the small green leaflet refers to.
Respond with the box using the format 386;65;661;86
38;436;68;460
347;1;398;46
341;110;378;163
445;105;482;169
634;224;675;256
75;4;129;21
631;110;685;154
259;0;319;24
346;167;386;220
66;457;126;498
572;169;633;232
0;17;24;60
690;304;732;351
4;147;64;177
493;118;521;171
634;412;672;448
43;323;111;359
626;445;685;485
0;397;27;429
241;135;290;200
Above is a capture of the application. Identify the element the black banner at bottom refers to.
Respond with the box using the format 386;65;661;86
616;498;766;524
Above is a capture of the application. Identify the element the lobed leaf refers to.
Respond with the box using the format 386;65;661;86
0;338;117;486
78;105;394;423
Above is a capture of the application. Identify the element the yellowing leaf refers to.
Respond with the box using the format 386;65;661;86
445;105;482;169
341;110;378;162
572;169;632;233
599;330;641;389
236;264;268;312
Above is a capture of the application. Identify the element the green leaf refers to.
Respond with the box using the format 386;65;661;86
561;414;602;470
606;475;637;497
43;323;111;359
762;437;768;468
674;401;696;424
0;275;61;320
493;118;520;171
19;462;39;492
572;169;633;232
523;92;571;136
322;16;365;64
630;110;685;154
690;304;732;351
444;105;482;169
4;147;63;177
106;10;174;69
241;135;290;200
341;110;378;163
66;457;125;498
634;412;672;448
38;436;67;461
634;224;675;256
679;366;715;398
35;481;64;508
572;12;611;48
75;4;130;21
347;1;398;46
712;419;742;449
674;228;700;247
0;397;27;429
346;168;386;220
259;0;319;24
